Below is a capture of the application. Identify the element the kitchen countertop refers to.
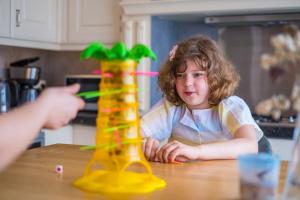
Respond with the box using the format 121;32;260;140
73;111;296;139
0;144;289;200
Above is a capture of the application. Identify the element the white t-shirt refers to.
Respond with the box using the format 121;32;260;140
140;96;263;145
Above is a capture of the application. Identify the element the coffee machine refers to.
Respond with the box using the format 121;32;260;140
5;57;46;148
0;80;11;113
0;76;21;113
8;57;43;107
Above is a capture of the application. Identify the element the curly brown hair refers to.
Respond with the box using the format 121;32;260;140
158;35;240;106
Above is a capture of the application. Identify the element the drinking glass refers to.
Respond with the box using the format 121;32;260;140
238;153;280;200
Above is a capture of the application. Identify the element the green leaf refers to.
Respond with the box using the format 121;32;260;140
128;44;157;62
80;42;157;62
111;42;128;59
80;42;108;61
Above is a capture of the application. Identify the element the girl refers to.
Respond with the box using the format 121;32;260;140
141;35;270;163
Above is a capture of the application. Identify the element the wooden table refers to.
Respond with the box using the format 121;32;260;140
0;144;288;200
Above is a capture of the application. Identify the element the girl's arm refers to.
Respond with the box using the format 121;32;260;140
157;124;258;163
193;124;258;160
140;99;175;161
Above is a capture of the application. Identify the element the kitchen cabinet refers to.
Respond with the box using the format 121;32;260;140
43;124;96;146
269;138;293;161
43;125;74;146
73;124;96;145
68;0;121;45
11;0;58;42
0;0;10;37
121;0;300;17
0;0;121;50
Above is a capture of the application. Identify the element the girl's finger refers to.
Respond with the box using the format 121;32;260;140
162;143;179;163
156;148;164;163
142;139;146;153
175;156;188;162
160;140;178;152
150;140;159;161
154;154;159;162
169;147;181;162
158;141;176;162
145;139;154;160
158;142;172;162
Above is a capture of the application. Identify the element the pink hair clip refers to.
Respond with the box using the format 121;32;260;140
169;45;178;61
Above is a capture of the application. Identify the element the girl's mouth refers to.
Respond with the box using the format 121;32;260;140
184;92;194;96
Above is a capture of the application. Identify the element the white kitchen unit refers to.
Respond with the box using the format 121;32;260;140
269;138;294;161
121;0;300;16
68;0;121;45
43;125;74;146
73;124;96;145
0;0;10;37
11;0;58;42
0;0;121;50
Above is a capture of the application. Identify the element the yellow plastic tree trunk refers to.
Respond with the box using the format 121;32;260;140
74;59;165;193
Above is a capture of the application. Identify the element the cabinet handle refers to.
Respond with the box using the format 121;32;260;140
16;9;20;27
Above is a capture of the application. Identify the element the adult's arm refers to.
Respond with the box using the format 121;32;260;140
0;84;84;171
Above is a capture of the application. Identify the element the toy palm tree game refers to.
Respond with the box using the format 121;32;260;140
73;42;166;194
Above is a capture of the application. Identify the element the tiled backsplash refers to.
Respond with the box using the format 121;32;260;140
0;45;99;87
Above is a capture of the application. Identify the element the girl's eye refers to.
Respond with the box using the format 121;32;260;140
175;73;184;78
193;72;204;77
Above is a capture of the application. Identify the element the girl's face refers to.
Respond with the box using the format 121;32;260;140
175;59;210;110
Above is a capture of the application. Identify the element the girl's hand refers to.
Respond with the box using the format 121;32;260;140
142;137;160;161
157;140;200;163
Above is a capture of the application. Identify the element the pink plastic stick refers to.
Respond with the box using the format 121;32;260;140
92;69;101;74
93;70;158;77
92;70;113;77
130;71;159;76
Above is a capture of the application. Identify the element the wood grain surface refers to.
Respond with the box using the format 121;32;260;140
0;144;288;200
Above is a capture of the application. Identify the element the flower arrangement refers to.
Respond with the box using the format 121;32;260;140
255;25;300;120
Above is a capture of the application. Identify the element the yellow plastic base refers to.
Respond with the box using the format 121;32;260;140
73;170;166;194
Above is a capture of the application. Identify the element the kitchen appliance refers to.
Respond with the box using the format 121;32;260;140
8;57;42;106
253;114;295;139
1;58;45;148
65;75;101;111
0;80;11;113
0;79;20;113
65;75;101;125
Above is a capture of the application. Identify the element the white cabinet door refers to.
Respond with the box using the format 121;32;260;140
269;138;293;161
68;0;120;45
10;0;58;42
0;0;10;37
43;125;74;146
73;124;96;145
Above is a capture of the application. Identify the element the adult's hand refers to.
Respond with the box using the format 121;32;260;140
37;84;85;129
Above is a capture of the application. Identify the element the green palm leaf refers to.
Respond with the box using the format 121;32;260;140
80;42;108;61
110;42;128;59
128;44;157;62
80;41;156;62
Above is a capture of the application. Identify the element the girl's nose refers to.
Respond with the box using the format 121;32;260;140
184;74;193;86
